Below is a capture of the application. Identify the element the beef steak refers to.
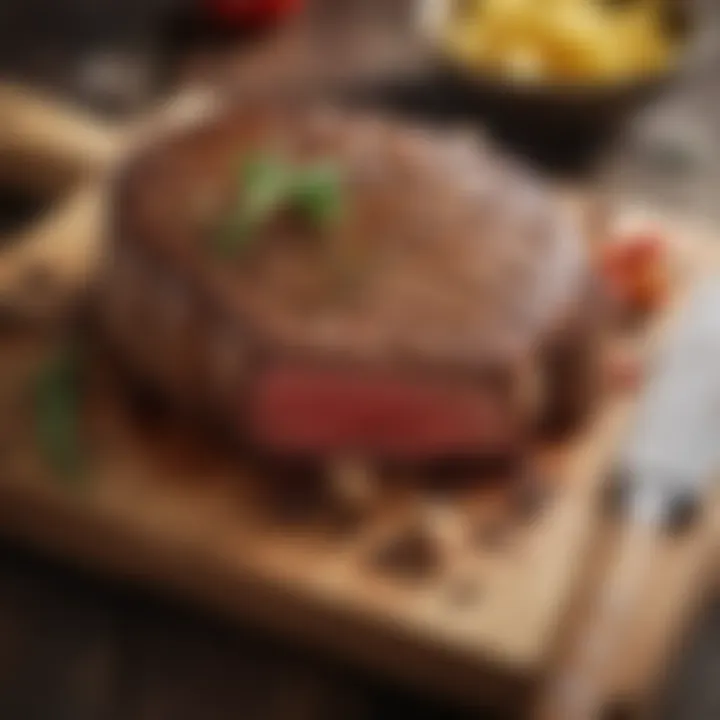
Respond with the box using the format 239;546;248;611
99;103;603;462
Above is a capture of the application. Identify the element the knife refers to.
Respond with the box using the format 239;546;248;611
549;279;720;720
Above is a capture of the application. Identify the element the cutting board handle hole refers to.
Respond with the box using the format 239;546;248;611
0;184;53;241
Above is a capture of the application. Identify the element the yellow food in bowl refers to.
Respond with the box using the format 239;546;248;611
440;0;681;85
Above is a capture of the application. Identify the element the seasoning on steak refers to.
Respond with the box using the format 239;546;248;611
100;104;603;463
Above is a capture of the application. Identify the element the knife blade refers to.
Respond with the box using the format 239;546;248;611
545;280;720;720
618;278;720;526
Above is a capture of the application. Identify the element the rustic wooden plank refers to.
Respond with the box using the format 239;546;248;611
118;610;357;720
0;543;121;720
658;601;720;720
0;540;376;720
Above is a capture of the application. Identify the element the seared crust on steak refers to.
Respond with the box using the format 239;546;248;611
100;103;603;462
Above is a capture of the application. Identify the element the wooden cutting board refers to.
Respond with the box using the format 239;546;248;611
0;84;717;717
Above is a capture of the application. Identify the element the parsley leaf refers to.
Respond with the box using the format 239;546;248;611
35;347;83;484
213;154;345;256
215;154;292;256
291;163;344;230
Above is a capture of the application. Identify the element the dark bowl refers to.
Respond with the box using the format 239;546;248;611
421;2;693;173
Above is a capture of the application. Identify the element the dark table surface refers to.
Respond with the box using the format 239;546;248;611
1;1;720;718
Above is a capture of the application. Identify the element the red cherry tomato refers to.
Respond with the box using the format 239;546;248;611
600;230;670;316
205;0;303;26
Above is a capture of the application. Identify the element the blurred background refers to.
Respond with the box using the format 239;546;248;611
1;1;720;718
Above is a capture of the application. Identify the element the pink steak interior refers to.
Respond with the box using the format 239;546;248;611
249;364;518;460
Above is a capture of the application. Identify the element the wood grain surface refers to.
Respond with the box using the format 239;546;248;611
0;87;715;715
0;1;720;719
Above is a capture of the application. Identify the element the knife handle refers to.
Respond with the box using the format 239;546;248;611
543;520;661;720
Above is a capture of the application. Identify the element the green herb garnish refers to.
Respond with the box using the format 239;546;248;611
35;347;83;483
292;163;344;230
214;153;345;258
215;153;293;256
